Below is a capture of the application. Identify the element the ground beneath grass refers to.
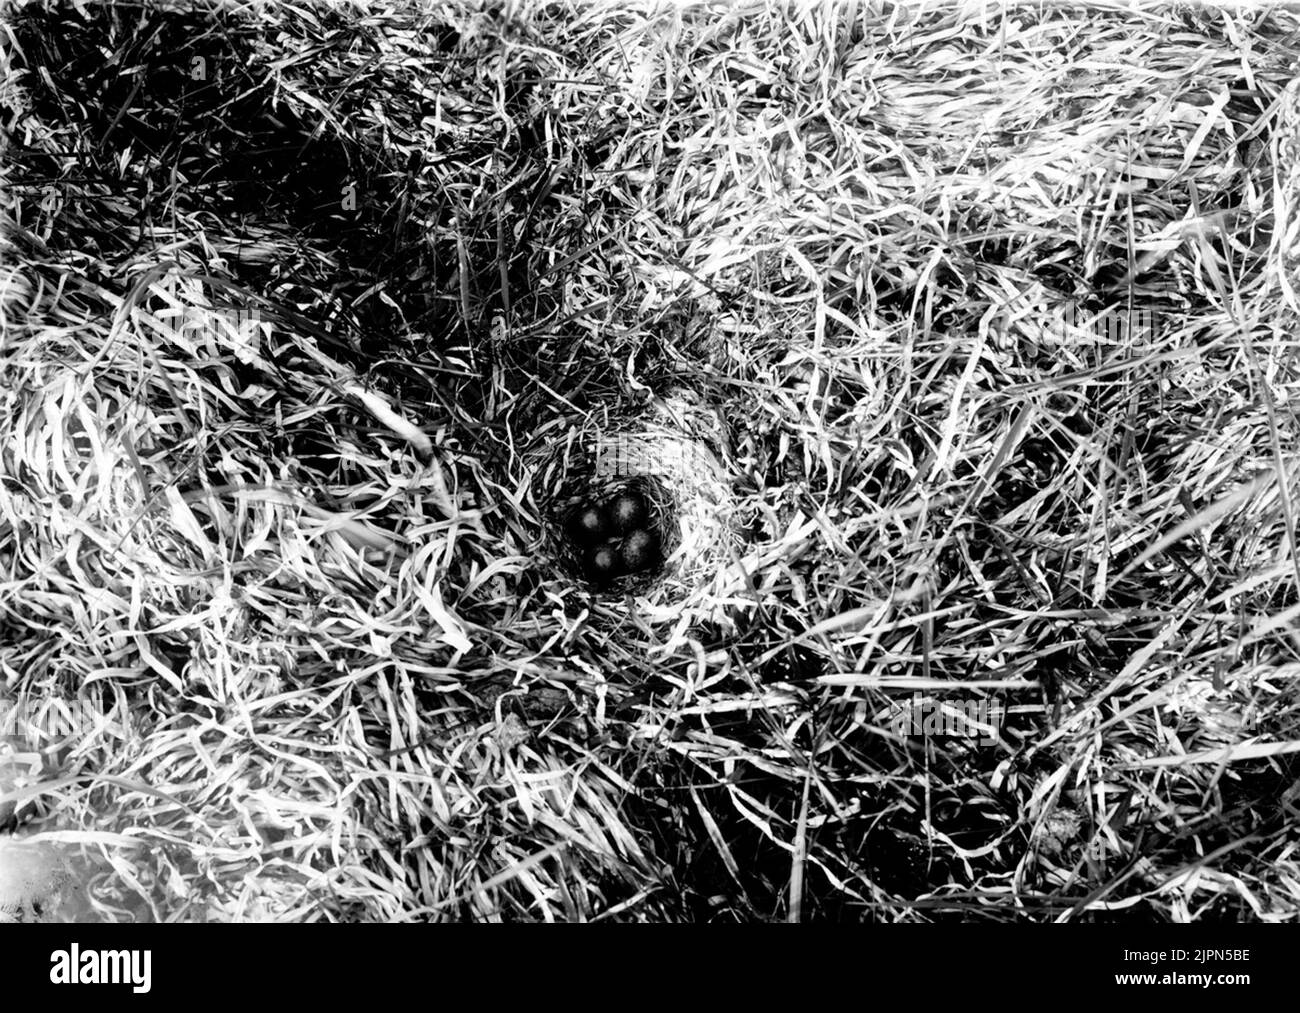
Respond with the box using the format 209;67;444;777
2;0;1300;922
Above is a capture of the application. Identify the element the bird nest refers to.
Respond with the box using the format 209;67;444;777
523;389;738;620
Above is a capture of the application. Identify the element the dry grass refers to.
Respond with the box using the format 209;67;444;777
2;0;1300;922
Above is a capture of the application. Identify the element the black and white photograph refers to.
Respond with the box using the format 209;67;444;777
0;0;1296;962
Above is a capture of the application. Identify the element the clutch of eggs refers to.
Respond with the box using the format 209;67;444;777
569;488;660;582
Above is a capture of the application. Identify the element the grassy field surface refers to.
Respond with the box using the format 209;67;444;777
2;0;1300;922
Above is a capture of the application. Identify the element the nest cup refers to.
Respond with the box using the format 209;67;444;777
527;390;737;612
556;474;676;583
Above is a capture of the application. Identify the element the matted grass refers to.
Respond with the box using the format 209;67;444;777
2;0;1300;922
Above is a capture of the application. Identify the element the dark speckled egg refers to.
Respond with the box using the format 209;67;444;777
609;491;648;533
569;503;610;545
588;544;619;582
619;528;658;573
